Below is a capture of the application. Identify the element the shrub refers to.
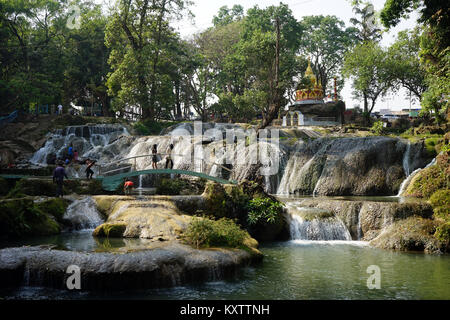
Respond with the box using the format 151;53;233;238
184;217;249;249
156;178;189;195
370;121;385;135
246;197;284;225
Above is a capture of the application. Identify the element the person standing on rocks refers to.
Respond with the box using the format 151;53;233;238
165;144;174;169
53;161;68;198
85;159;96;179
152;144;158;169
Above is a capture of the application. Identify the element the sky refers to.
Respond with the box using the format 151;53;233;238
98;0;422;111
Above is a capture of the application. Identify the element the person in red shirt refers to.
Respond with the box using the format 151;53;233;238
124;179;134;195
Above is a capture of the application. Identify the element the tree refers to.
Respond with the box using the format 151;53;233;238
387;28;427;102
105;0;191;120
299;15;358;97
212;5;243;27
0;0;70;111
237;4;303;128
63;3;111;116
381;0;449;123
350;0;382;43
343;42;393;124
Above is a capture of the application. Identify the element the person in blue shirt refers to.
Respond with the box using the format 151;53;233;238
68;145;74;161
53;161;69;198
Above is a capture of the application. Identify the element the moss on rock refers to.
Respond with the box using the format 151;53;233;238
0;199;61;238
35;198;70;223
405;154;449;198
93;223;127;238
370;216;446;254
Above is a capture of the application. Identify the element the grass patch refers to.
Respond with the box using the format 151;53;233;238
133;120;180;136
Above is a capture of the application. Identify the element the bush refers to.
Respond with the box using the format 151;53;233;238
246;197;284;225
370;121;385;135
184;217;249;249
156;178;190;195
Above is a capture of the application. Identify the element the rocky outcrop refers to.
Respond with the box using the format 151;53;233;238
283;198;434;241
0;242;262;290
277;137;432;196
370;217;445;254
92;196;196;241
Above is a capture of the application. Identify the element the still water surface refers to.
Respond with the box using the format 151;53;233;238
1;232;449;300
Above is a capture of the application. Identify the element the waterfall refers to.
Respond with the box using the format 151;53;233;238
63;197;104;230
283;200;352;241
403;142;411;176
397;158;437;196
288;214;352;241
357;209;362;240
30;124;129;166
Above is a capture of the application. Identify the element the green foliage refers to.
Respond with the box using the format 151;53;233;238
424;137;443;157
343;42;393;120
406;164;448;199
133;120;179;136
370;121;385;135
35;198;70;223
184;216;249;249
429;190;450;220
434;222;450;244
299;15;358;95
156;178;190;196
246;197;284;225
7;179;55;198
0;199;60;237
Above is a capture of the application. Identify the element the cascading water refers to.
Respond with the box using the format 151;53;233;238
397;157;437;196
283;200;352;241
288;213;352;241
63;197;104;230
30;124;129;166
402;141;411;176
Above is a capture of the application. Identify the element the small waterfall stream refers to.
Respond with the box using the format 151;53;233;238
397;157;437;196
63;197;104;230
283;200;352;241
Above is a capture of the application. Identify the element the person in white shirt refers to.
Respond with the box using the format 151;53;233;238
57;104;63;115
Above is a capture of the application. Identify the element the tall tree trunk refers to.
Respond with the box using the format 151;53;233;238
148;0;167;121
260;18;281;130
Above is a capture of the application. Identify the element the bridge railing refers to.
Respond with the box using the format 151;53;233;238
99;153;233;177
0;110;18;127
